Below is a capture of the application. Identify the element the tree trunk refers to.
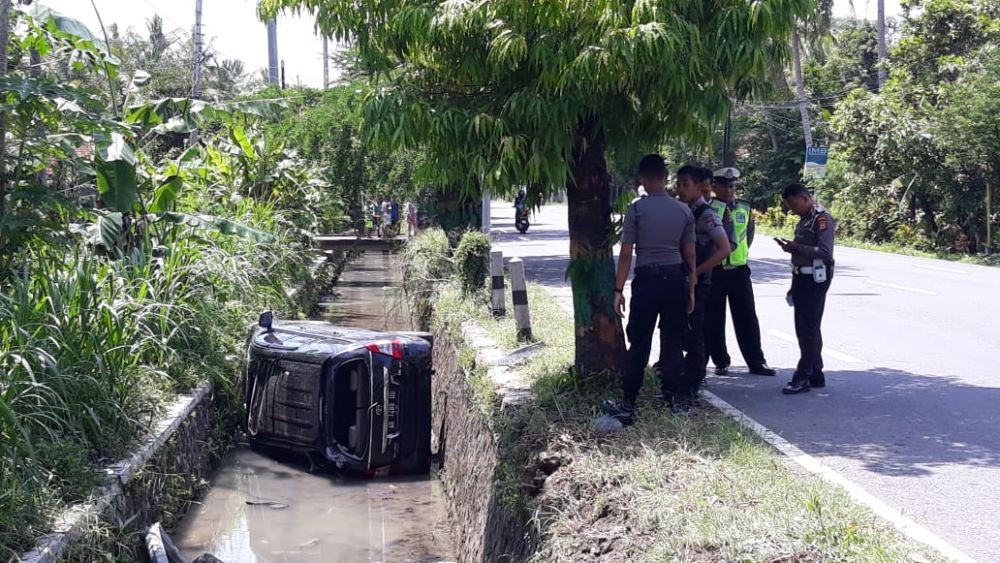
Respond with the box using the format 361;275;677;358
876;0;888;90
791;27;813;149
566;118;625;375
917;195;938;237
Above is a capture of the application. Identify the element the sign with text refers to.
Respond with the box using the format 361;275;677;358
804;146;830;178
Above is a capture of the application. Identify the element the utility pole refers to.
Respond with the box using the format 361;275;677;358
267;19;279;85
876;0;888;89
192;0;203;98
189;0;203;145
322;35;329;88
280;59;286;90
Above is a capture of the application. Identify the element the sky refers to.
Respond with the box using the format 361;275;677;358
40;0;902;90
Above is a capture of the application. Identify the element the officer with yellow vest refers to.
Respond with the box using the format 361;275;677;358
704;167;776;376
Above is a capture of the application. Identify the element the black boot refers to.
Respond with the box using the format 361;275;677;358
782;379;811;395
600;399;636;426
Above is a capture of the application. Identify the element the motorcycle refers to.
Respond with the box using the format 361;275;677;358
515;205;530;233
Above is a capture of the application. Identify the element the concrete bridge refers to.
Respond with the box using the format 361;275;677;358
315;235;407;253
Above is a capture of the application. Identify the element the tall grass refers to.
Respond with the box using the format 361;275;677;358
0;201;311;556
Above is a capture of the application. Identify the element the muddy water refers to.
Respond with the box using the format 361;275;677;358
173;251;455;562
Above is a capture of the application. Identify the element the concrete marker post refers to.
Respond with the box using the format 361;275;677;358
509;257;531;341
490;250;506;317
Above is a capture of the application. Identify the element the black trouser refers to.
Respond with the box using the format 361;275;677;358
665;281;710;401
623;265;688;404
791;270;832;381
705;265;767;369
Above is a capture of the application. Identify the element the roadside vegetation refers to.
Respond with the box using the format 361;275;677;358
0;9;348;556
664;0;999;259
406;229;941;561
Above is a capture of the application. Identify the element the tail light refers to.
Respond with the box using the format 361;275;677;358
365;338;404;360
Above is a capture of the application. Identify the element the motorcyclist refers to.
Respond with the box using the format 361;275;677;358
514;187;527;210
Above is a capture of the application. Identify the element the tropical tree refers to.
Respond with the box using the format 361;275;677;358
259;0;811;373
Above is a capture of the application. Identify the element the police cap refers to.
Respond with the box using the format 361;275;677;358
713;167;741;185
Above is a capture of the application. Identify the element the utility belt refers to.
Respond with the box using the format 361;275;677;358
793;260;833;283
721;263;748;270
635;263;686;278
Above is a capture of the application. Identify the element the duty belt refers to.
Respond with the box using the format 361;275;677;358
635;263;685;276
792;265;814;274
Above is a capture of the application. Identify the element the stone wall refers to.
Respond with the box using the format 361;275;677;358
431;322;542;563
19;382;226;563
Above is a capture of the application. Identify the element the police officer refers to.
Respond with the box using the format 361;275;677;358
602;155;696;424
705;167;776;376
667;165;732;413
775;183;836;395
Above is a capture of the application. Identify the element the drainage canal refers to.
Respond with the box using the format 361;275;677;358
172;251;455;562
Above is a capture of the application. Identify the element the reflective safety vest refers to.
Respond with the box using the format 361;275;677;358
711;200;751;267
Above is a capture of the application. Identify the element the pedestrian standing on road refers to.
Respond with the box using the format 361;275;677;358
372;199;383;237
601;154;696;424
775;183;836;394
405;200;419;238
666;165;733;413
704;167;776;377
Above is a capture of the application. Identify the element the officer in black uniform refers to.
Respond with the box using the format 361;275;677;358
602;155;696;424
775;183;836;395
668;165;732;414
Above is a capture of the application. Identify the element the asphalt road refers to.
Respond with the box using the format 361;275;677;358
490;202;1000;562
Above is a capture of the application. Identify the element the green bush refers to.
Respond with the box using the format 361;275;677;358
400;228;453;329
454;230;492;295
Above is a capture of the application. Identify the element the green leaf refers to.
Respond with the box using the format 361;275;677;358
96;210;124;248
231;126;257;160
159;212;275;242
96;160;138;212
149;175;183;213
95;132;136;164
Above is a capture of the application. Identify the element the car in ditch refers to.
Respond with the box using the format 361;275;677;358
244;312;433;475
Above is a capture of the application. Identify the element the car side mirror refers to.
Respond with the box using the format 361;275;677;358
258;310;273;332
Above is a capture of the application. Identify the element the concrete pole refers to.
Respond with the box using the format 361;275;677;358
267;19;279;84
509;258;532;341
322;35;329;88
481;189;491;233
192;0;203;98
490;250;506;317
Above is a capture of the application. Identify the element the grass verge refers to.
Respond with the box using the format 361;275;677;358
432;272;943;562
758;223;1000;268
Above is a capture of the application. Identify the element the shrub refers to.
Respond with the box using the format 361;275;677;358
453;230;492;295
400;228;452;329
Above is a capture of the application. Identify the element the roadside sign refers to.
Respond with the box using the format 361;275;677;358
804;147;829;178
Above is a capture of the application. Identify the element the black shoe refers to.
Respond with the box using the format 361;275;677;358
749;364;776;376
782;380;811;395
809;376;826;388
715;365;729;375
670;398;693;417
600;399;636;425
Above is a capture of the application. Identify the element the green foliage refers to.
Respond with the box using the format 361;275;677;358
260;0;811;197
453;230;491;295
0;11;342;554
825;0;1000;253
400;228;452;329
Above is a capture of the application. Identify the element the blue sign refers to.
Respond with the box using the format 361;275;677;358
804;147;830;178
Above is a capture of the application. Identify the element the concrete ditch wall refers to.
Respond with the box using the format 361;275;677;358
19;382;221;563
431;321;542;563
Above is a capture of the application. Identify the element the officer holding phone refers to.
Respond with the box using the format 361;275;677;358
775;183;836;395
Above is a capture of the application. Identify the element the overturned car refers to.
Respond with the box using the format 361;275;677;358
244;313;433;475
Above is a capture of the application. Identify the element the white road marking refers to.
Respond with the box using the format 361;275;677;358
911;263;966;275
766;329;861;363
702;391;975;563
865;279;938;296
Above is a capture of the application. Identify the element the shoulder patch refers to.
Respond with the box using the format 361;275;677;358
817;216;829;231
